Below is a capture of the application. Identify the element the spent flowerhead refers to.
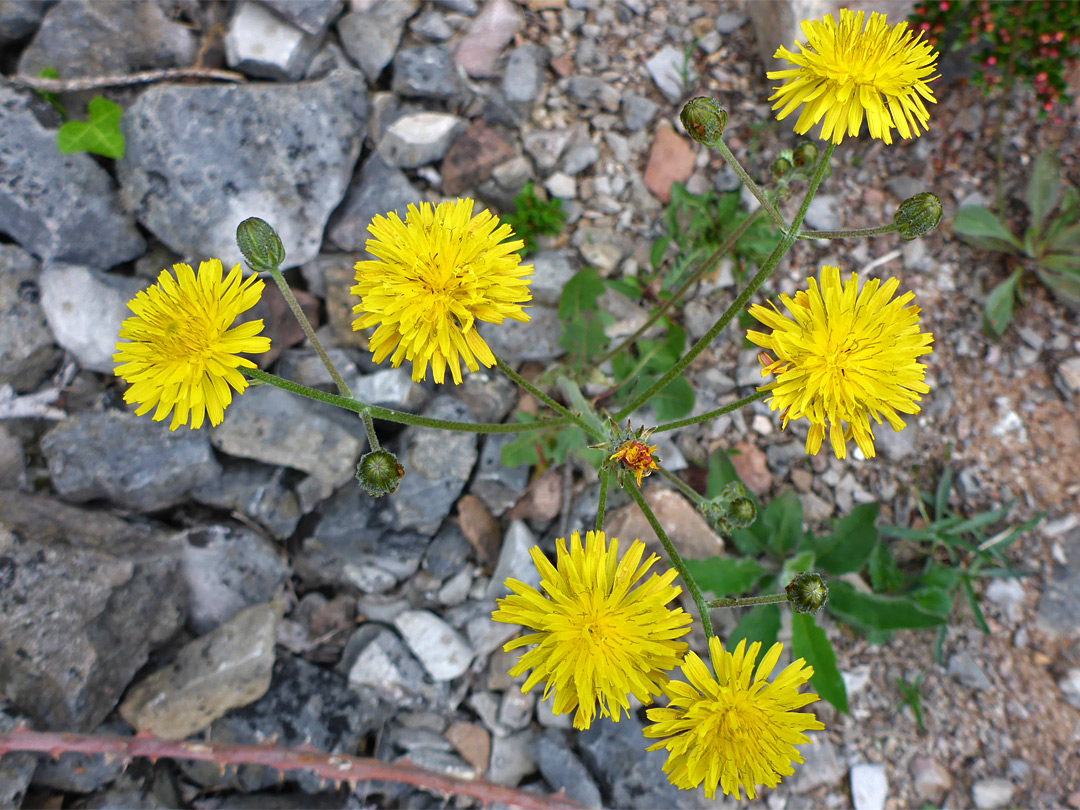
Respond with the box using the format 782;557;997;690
645;638;824;801
351;199;533;385
610;438;660;487
492;530;691;730
113;260;270;430
768;9;939;145
747;265;933;460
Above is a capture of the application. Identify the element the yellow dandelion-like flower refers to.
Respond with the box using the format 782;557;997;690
351;199;532;385
746;266;933;460
113;260;270;431
492;530;691;731
610;439;660;487
645;638;824;801
767;9;939;145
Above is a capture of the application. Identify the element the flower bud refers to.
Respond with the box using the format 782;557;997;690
792;141;819;169
237;217;286;271
771;156;793;180
893;192;943;241
699;481;757;534
680;97;727;147
785;572;828;614
356;449;404;497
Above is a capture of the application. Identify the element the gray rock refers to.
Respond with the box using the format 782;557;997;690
390;396;479;535
423;522;474;581
472;433;530;516
1057;667;1080;711
532;730;603;809
0;427;26;490
327;153;422;252
466;605;521;660
0;244;59;392
225;2;324;81
644;45;690;103
1056;357;1080;397
39;264;148;374
850;763;888;810
277;345;361;390
948;650;993;691
487;729;537;787
0;88;145;268
1036;526;1080;637
42;409;222;512
191;461;304;540
487;520;539;600
27;721;127;792
503;45;543;104
261;0;345;35
566;76;619;111
874;420;918;461
562;138;600;176
972;777;1015;810
393;610;474;681
392;45;458;99
800;490;835;523
477;305;561;363
984;578;1025;624
178;524;290;634
295;482;429;587
410;7;454;41
76;768;180;809
454;366;518;423
17;0;196;86
375;111;466;169
910;756;953;803
0;491;185;731
0;710;36;809
526;249;578;307
0;0;46;42
498;688;535;730
792;733;845;792
345;624;447;707
209;384;366;506
338;10;406;83
119;600;281;741
804;194;843;231
523;128;572;172
621;93;658;131
179;653;385;793
117;68;367;271
352;367;429;413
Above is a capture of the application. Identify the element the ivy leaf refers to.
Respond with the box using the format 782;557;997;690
57;96;125;159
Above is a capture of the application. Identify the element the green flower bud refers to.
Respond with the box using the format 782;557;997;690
356;449;404;497
792;141;819;169
236;217;286;271
771;156;793;180
893;192;943;241
699;481;756;534
786;572;829;614
680;97;727;147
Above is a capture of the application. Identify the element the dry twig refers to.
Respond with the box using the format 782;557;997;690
3;67;245;93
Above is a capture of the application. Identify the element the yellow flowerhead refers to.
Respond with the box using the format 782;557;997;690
351;199;533;384
113;260;270;430
610;438;660;487
768;9;939;145
492;530;691;731
747;266;933;460
645;638;824;801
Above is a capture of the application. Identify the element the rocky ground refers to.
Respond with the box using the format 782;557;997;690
1;0;1078;808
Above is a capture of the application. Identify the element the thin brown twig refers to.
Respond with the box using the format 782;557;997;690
0;729;586;810
4;67;246;93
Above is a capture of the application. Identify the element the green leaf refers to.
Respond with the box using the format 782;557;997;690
684;557;768;597
706;448;742;498
758;490;803;556
500;413;544;468
1045;223;1080;252
1026;150;1062;233
728;603;780;655
791;613;848;713
951;205;1022;254
827;581;948;634
605;276;642;300
57;96;125;159
962;577;990;633
650;375;695;422
649;236;671;270
813;503;880;575
983;268;1023;338
559;312;610;364
558;267;605;320
867;541;903;592
779;549;817;584
556;376;606;435
34;66;67;121
1036;260;1080;308
934;465;954;520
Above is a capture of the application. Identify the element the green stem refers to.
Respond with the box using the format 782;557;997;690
594;208;767;367
656;466;704;505
361;412;380;450
244;368;574;434
614;141;835;422
706;592;789;609
653;390;768;433
265;266;353;399
713;139;787;230
624;481;713;640
595;471;608;533
494;355;604;440
798;223;897;240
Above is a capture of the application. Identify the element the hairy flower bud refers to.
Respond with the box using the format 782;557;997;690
680;97;727;146
699;481;757;535
786;572;828;614
356;449;404;497
237;217;286;271
792;141;819;169
771;155;794;179
893;192;943;241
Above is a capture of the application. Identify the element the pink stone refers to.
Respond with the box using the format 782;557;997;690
643;122;696;204
454;0;524;78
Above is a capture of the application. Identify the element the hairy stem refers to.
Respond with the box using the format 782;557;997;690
652;390;768;433
706;592;790;609
494;355;604;440
713;139;787;229
595;470;608;532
